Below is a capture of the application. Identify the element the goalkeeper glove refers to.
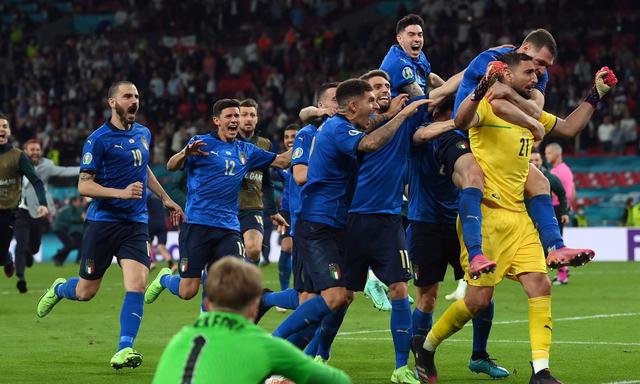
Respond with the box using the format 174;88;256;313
471;61;508;101
585;66;618;107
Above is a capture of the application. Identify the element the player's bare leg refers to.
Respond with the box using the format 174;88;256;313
244;229;263;264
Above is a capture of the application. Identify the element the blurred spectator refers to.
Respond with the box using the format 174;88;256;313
572;201;589;227
51;196;86;266
597;115;615;152
623;197;640;227
619;107;638;152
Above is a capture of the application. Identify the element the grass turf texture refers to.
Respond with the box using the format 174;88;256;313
1;262;638;384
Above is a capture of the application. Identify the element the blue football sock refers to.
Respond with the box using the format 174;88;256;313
305;327;321;356
316;307;347;361
160;274;181;297
286;323;319;350
528;194;565;251
459;188;484;261
55;277;79;300
117;292;144;351
412;308;433;337
278;251;292;290
264;288;299;309
272;295;331;339
472;300;494;357
391;298;412;368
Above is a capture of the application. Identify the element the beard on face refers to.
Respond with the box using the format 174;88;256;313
514;87;532;100
115;102;137;126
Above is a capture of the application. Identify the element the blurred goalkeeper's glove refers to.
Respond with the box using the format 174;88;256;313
585;66;618;107
471;61;508;101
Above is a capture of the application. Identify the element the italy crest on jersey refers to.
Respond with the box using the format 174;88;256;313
141;136;149;150
239;152;247;165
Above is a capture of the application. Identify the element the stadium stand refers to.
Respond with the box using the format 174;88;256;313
0;0;638;225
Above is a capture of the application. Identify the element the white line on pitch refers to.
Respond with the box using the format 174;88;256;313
338;337;640;347
339;312;640;336
601;381;640;384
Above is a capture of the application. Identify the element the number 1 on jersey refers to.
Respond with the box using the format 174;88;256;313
131;149;143;166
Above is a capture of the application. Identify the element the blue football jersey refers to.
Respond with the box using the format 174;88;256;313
80;122;151;223
184;134;276;231
298;115;364;228
349;98;430;214
407;139;459;224
276;167;290;212
288;123;319;235
380;44;432;97
452;46;549;118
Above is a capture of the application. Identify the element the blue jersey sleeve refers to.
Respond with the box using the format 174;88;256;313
465;51;497;84
80;135;104;173
383;59;416;91
332;124;364;159
247;143;277;171
291;130;312;166
536;71;548;93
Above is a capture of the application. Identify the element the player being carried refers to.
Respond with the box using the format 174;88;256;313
413;52;617;384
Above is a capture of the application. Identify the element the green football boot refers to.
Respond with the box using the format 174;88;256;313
364;278;391;311
36;278;66;318
390;365;420;384
110;347;143;369
144;267;172;304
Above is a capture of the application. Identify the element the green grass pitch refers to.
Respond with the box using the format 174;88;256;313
2;262;638;383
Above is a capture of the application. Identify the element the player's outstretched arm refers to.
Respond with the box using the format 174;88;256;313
299;106;336;124
551;67;618;138
428;72;445;88
77;172;142;200
270;148;292;169
413;119;456;143
364;94;408;133
167;140;208;171
147;166;185;226
428;70;465;107
358;98;431;152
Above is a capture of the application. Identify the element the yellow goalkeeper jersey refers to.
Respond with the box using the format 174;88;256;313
469;98;557;212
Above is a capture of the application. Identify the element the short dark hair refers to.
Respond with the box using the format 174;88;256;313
23;139;41;149
212;99;240;117
360;69;390;82
284;123;300;132
205;256;263;312
0;113;8;122
239;98;258;109
396;14;424;34
108;80;135;98
336;79;373;108
523;29;557;59
315;82;339;105
497;52;533;68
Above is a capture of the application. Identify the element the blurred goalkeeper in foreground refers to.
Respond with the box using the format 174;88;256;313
153;256;351;384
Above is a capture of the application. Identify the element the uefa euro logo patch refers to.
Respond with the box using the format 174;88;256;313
82;152;92;165
292;148;303;160
402;66;414;79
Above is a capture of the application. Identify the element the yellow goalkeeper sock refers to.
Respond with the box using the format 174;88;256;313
528;295;552;367
425;299;473;350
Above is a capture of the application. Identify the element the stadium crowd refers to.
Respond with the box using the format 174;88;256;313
1;0;639;166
